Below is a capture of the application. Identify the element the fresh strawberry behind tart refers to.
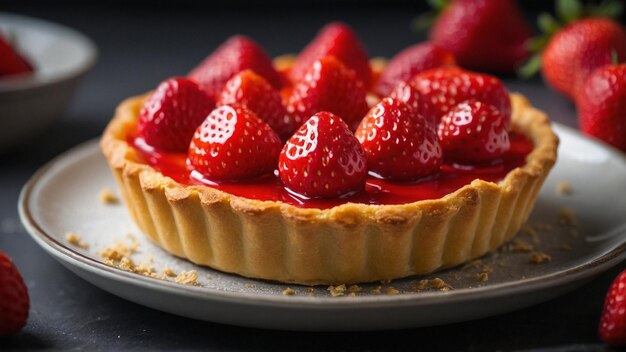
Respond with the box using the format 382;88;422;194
101;27;558;285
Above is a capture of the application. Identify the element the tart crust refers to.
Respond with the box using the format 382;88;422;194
101;91;558;285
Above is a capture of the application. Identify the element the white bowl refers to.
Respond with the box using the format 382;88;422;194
0;12;97;151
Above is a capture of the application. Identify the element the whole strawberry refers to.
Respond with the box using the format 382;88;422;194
376;42;456;97
0;252;29;336
355;98;442;181
577;64;626;152
217;70;294;140
188;104;282;181
278;111;367;198
542;18;626;100
289;22;372;87
188;35;281;98
287;57;369;130
0;35;34;76
390;67;511;126
138;77;215;152
428;0;532;73
438;100;510;164
599;268;626;346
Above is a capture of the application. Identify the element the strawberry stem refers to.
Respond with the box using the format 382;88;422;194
412;0;452;33
589;0;624;19
517;0;623;79
538;13;561;35
557;0;583;24
427;0;450;11
517;53;542;79
412;12;439;33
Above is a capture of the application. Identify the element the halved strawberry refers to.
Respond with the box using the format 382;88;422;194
0;35;34;76
0;252;29;336
188;35;281;98
355;98;442;181
287;57;369;130
376;42;456;96
138;77;215;152
278;111;367;198
290;22;372;87
217;70;294;140
438;100;510;164
390;67;511;126
188;104;282;181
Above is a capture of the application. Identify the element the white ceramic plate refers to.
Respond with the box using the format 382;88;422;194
19;124;626;331
0;13;97;150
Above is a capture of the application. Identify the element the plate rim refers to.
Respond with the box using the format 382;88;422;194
18;124;626;309
0;12;98;92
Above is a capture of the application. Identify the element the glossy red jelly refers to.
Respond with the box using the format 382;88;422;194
131;133;533;209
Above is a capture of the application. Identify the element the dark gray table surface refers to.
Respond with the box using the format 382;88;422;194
0;3;623;351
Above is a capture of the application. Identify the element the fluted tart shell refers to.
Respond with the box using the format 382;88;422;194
101;90;558;285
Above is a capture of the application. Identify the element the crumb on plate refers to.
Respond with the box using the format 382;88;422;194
328;284;346;297
65;232;88;249
384;287;400;295
98;188;120;204
162;268;177;277
528;251;552;264
556;182;573;195
175;270;199;286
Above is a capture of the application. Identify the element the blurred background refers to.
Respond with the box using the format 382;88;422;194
4;0;618;155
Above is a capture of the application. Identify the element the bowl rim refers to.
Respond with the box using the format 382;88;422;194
0;12;98;93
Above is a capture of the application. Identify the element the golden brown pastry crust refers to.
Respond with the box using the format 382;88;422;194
101;82;558;285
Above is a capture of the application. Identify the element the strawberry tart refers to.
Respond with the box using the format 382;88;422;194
101;23;558;285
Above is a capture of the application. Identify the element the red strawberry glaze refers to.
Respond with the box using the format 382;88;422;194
131;132;533;209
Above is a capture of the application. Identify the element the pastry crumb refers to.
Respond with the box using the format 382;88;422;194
328;284;346;297
556;182;573;195
462;259;482;270
100;236;139;263
380;279;392;284
476;272;489;282
134;263;156;277
412;280;429;292
412;278;452;292
528;251;552;264
245;283;257;289
509;239;534;253
65;232;88;249
162;268;177;277
347;284;363;293
559;208;577;226
306;287;315;296
348;292;357;297
175;270;199;286
118;256;135;271
98;188;120;204
430;278;448;290
370;286;382;295
384;287;400;295
282;287;296;296
480;264;493;274
520;224;540;244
